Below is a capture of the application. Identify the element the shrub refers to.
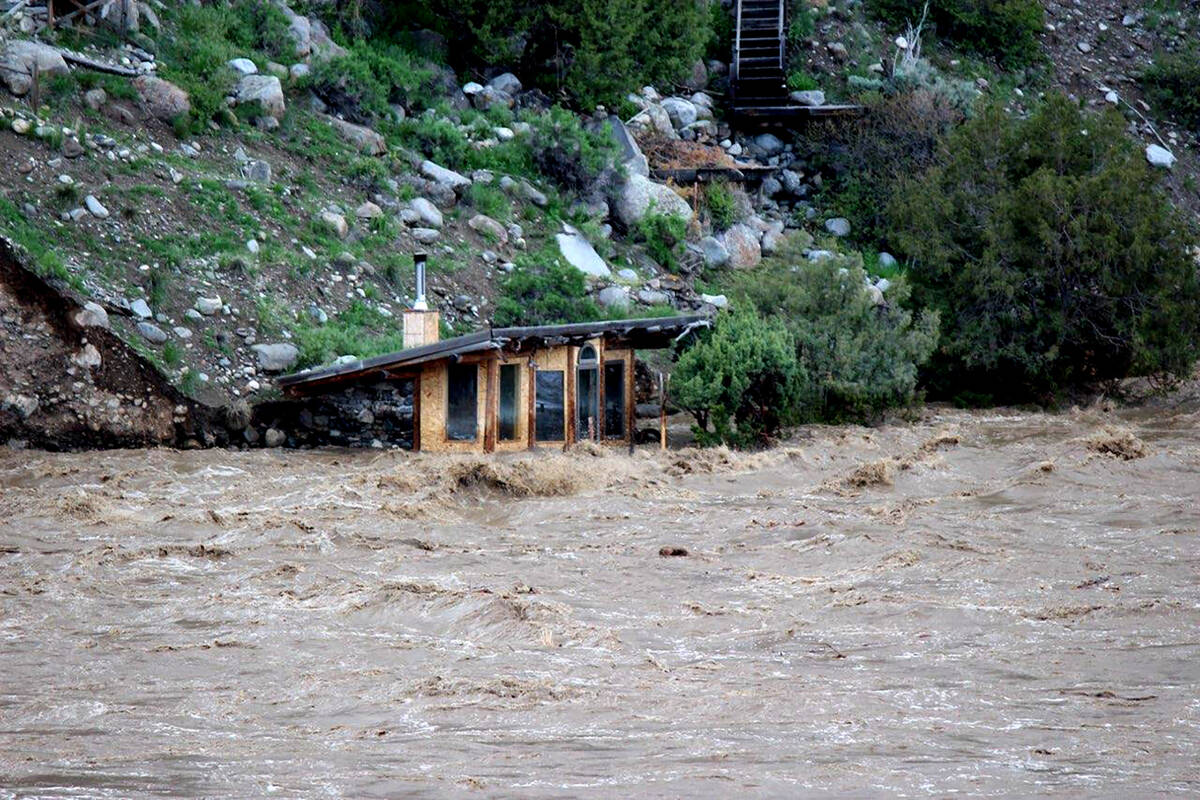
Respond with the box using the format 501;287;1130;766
867;0;1044;68
293;301;405;369
493;251;602;327
705;181;737;230
158;0;293;133
807;90;964;247
376;0;711;108
673;307;806;447
636;209;688;271
527;106;618;192
302;41;436;123
727;243;939;422
888;95;1200;401
1141;44;1200;131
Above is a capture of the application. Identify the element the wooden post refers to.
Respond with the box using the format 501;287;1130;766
565;347;576;450
483;357;498;453
659;372;669;451
527;358;537;451
626;353;636;456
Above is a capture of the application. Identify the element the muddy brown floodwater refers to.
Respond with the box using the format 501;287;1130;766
1;401;1198;798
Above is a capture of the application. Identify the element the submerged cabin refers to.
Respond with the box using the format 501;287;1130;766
277;259;709;453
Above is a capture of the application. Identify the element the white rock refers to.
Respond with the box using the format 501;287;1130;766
84;195;110;220
410;197;443;228
195;296;223;316
234;74;286;119
701;293;729;309
74;301;110;329
420;160;471;192
227;58;258;75
614;174;693;227
555;225;611;278
722;224;762;269
252;343;300;373
1146;144;1176;169
130;298;153;319
825;217;852;237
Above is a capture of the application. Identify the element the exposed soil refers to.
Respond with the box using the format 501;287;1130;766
0;236;208;449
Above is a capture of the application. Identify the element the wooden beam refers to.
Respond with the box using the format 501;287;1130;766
527;355;537;450
565;346;576;449
626;352;636;454
482;357;498;454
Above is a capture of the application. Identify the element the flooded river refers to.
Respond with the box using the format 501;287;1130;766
1;401;1198;797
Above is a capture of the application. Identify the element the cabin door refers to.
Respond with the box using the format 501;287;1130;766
576;345;600;441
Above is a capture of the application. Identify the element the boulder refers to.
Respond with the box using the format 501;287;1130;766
251;343;300;373
355;201;383;219
194;296;223;316
471;85;514;111
1146;144;1176;169
488;72;522;95
555;225;611;278
761;226;786;255
411;227;440;244
420;160;472;192
825;217;852;237
136;322;167;344
132;75;190;121
234;74;286;120
878;252;899;270
73;301;110;330
597;286;630;310
661;97;699;130
628;99;675;139
700;236;730;268
130;298;153;319
319;210;349;238
615;174;693;227
264;428;287;447
700;293;728;309
637;288;670;305
751;133;785;157
468;214;508;244
84;195;110;220
73;343;102;369
228;58;258;76
84;88;107;110
327;116;386;155
721;223;761;269
410;197;443;228
790;89;826;106
1;40;69;96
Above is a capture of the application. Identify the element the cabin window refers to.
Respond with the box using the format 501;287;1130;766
446;363;478;441
535;370;564;442
499;363;520;442
604;360;626;439
577;356;599;440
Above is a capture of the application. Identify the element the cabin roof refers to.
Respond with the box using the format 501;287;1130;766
277;314;711;395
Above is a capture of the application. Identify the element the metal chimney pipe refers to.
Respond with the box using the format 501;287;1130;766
413;252;428;311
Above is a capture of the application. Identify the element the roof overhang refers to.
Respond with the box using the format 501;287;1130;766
277;314;711;396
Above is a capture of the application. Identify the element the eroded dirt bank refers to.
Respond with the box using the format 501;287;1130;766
0;400;1197;797
0;237;209;450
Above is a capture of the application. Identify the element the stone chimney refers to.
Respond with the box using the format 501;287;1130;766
403;252;439;349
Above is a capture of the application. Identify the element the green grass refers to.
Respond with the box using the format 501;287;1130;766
0;196;79;288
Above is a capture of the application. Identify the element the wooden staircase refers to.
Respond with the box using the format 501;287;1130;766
730;0;860;123
731;0;788;117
